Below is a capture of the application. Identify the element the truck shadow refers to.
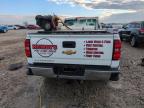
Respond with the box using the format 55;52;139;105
40;78;117;108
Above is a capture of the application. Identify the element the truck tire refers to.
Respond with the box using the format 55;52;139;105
110;73;119;81
130;36;138;47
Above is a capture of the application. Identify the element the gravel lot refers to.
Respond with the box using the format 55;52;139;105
0;30;144;108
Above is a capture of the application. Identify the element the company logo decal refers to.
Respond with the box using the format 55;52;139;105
62;50;76;55
32;38;57;57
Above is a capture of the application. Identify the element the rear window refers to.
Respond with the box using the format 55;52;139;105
79;19;86;24
87;19;97;26
64;19;77;26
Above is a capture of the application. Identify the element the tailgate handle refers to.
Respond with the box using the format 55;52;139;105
63;41;76;48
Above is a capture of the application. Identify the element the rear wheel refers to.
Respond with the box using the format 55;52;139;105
110;73;119;81
130;36;138;47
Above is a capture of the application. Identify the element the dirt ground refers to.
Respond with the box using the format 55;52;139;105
0;30;144;108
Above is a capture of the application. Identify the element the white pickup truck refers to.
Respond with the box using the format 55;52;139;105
25;30;121;81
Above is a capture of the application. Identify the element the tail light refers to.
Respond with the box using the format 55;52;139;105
112;40;121;60
139;28;144;34
24;39;32;57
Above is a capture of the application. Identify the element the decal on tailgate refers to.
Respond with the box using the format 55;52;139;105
84;40;111;58
32;38;57;57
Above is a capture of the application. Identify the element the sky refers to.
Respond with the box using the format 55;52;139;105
0;0;144;24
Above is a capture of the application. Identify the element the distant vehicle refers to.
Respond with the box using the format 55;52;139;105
0;26;8;33
15;25;26;29
103;24;123;34
27;25;40;30
119;21;144;47
7;25;18;30
61;17;101;30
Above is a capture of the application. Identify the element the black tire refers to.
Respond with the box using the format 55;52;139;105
26;68;33;75
130;36;138;47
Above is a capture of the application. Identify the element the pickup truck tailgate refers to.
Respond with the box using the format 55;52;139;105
29;34;113;66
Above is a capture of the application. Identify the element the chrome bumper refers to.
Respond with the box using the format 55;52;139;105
27;64;120;81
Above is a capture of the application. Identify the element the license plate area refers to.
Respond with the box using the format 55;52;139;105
54;65;84;76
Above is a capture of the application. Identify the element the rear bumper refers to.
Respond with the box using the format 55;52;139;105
27;64;120;81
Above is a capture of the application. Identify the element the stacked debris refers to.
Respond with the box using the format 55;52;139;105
35;15;71;31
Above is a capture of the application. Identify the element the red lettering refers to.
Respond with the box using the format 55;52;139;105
86;55;92;57
86;51;93;54
104;40;111;43
86;40;93;43
86;44;92;47
32;44;57;50
93;44;103;47
93;52;104;54
94;40;101;43
93;55;101;58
